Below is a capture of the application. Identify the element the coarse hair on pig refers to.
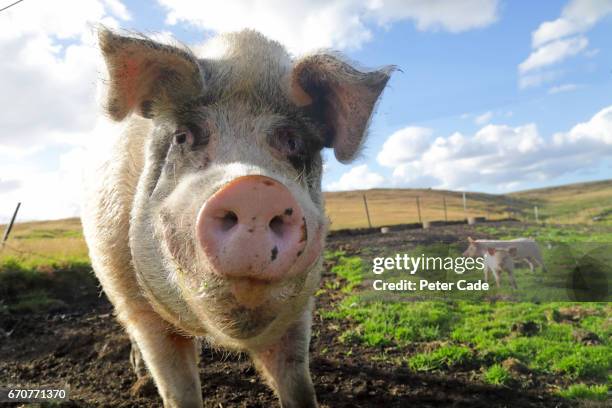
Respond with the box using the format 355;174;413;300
84;26;393;408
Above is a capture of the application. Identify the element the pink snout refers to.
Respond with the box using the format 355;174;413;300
197;175;308;282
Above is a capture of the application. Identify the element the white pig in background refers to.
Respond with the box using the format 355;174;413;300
82;28;393;408
483;247;518;289
463;236;546;273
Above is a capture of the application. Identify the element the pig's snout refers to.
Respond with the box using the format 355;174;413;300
197;175;308;282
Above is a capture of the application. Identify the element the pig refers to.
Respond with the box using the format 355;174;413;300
483;247;518;289
81;27;393;408
463;236;546;273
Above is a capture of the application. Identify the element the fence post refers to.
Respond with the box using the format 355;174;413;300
442;196;448;222
2;202;21;246
462;191;467;220
416;196;422;225
362;194;372;228
534;206;539;223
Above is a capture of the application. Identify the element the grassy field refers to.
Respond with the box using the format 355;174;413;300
325;179;612;229
0;180;611;398
320;223;611;402
0;215;610;404
0;217;88;267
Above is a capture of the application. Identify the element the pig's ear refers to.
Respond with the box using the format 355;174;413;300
99;28;203;121
487;247;496;256
467;236;474;243
290;54;394;163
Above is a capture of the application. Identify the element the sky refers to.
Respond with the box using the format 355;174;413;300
0;0;611;222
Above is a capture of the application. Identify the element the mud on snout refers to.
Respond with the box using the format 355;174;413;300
157;171;326;341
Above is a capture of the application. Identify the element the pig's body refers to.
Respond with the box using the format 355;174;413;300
463;237;546;273
83;28;392;408
483;247;518;289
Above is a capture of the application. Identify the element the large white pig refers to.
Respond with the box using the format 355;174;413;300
463;236;546;273
82;28;392;408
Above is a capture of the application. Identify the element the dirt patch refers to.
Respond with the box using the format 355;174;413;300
0;222;577;407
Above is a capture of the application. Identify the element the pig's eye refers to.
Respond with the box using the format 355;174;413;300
271;127;303;156
173;128;193;146
173;124;209;148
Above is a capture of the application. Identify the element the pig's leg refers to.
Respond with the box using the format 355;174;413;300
483;265;490;283
129;336;159;397
507;269;518;290
251;307;317;408
524;257;535;273
129;335;148;378
533;255;547;272
492;268;501;288
122;306;203;408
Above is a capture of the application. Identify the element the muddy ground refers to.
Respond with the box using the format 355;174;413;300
0;222;577;407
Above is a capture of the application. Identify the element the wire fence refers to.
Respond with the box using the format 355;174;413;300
324;190;549;230
0;242;66;263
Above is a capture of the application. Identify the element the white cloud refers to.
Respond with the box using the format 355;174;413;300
553;105;612;146
326;164;385;191
367;0;499;33
0;0;130;152
102;0;132;21
0;117;124;223
0;149;84;223
377;127;433;166
474;111;493;125
377;105;612;191
519;36;588;74
158;0;500;54
532;0;612;48
548;83;579;94
518;0;612;88
0;0;130;222
519;69;564;89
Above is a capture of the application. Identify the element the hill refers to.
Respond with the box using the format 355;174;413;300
324;179;612;229
1;180;610;251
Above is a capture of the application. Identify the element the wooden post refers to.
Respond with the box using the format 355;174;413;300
362;194;372;228
442;196;448;222
416;196;422;225
462;191;467;219
2;202;21;245
534;206;539;223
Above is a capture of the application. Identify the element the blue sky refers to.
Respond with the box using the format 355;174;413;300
0;0;611;221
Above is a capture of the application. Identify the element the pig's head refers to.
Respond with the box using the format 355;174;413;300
99;29;392;347
486;247;517;270
463;237;483;258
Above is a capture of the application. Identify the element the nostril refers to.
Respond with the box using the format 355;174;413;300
269;215;285;237
219;211;238;231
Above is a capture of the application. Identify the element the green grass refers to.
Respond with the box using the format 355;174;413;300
557;384;609;401
321;223;612;400
483;364;512;385
408;345;474;372
324;296;456;346
475;223;612;243
329;254;365;293
0;256;97;315
325;294;611;382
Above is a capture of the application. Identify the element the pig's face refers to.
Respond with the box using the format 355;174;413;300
99;29;392;346
146;106;327;342
463;237;483;258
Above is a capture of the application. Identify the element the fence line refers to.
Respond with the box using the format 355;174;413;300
0;242;65;262
362;194;372;228
325;191;532;229
2;202;21;245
